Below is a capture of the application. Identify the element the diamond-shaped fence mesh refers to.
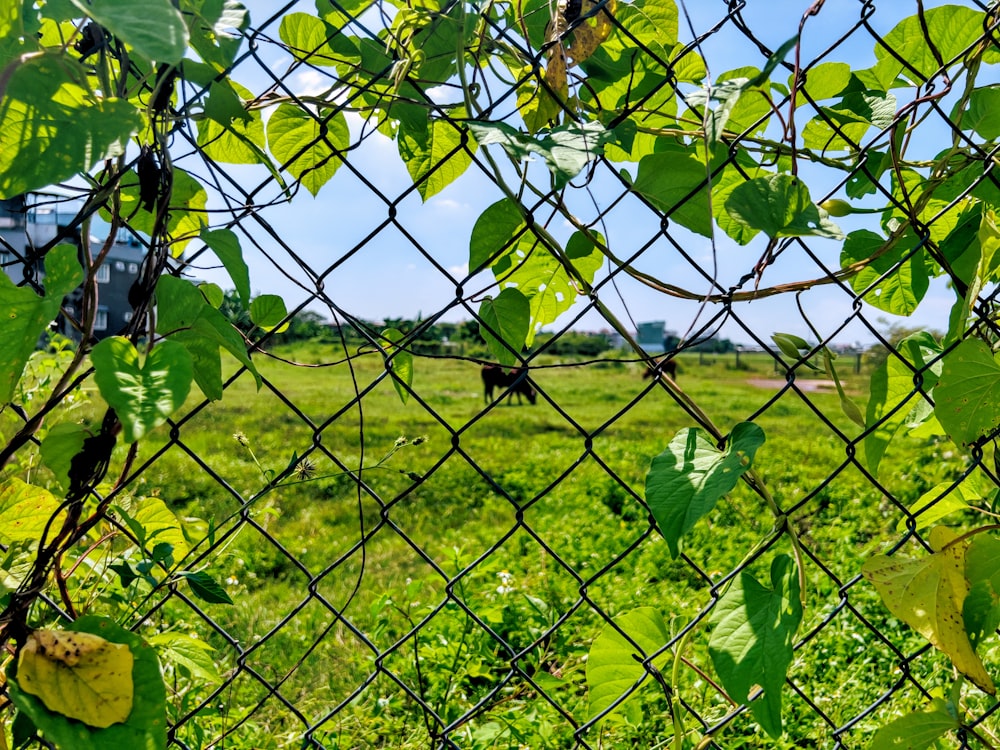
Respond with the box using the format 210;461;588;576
2;0;1000;747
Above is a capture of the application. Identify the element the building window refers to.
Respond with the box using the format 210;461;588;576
0;251;9;266
128;263;139;274
114;261;126;272
95;307;108;330
123;311;133;323
95;265;110;283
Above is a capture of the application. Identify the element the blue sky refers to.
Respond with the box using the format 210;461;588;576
184;0;982;347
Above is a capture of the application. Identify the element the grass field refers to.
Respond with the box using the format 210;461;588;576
46;345;981;748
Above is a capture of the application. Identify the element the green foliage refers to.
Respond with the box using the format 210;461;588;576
2;0;1000;747
708;555;802;738
645;422;765;557
91;338;194;444
8;616;166;750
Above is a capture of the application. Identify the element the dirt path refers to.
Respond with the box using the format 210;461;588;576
746;378;838;393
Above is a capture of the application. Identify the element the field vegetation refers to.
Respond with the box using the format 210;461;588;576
91;342;964;749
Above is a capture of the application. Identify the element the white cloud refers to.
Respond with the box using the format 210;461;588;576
448;263;469;277
292;70;330;97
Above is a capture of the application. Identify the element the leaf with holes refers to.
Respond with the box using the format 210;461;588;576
479;288;530;368
725;174;843;240
7;615;165;750
0;244;82;403
382;327;412;404
840;229;927;316
586;608;670;721
495;230;602;346
709;554;802;738
935;339;1000;446
91;338;193;444
267;103;348;197
0;478;62;545
862;526;994;694
645;422;765;557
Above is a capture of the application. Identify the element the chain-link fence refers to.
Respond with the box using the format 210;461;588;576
3;0;1000;747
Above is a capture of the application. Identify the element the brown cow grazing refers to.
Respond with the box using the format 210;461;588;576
481;365;537;405
643;358;678;380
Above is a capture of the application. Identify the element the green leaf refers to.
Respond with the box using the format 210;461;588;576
0;478;61;544
69;0;187;63
586;608;670;720
935;338;1000;446
467;120;613;189
146;632;222;684
873;6;988;85
266;103;348;197
840;229;927;315
864;332;942;475
196;82;266;165
91;338;193;444
724;174;843;240
898;481;976;532
111;168;207;255
469;199;527;273
382;327;412;405
862;526;994;694
709;554;802;738
479;289;530;368
645;422;765;557
493;231;603;346
7;615;166;750
40;423;88;492
399;114;475;200
0;57;141;198
249;294;288;331
184;0;248;69
177;570;234;604
793;61;851;101
0;244;82;403
801;91;896;152
198;282;224;308
279;11;358;68
955;85;1000;140
200;229;250;308
632;148;713;237
964;535;1000;647
868;699;958;750
128;496;189;559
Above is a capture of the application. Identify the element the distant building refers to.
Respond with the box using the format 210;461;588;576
636;321;666;353
0;192;143;341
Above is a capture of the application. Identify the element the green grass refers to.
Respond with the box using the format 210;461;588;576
16;346;984;748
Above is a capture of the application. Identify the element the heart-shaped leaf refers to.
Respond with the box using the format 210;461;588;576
862;526;994;694
709;554;802;738
479;289;530;367
725;173;843;239
935;338;1000;445
0;478;62;544
645;422;766;557
91;338;193;444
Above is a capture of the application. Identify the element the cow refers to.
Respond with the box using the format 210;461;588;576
643;358;678;380
481;365;537;405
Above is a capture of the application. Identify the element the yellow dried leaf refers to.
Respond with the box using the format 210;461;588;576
17;629;135;728
862;527;994;694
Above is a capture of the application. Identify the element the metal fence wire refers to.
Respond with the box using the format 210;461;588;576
4;0;1000;747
